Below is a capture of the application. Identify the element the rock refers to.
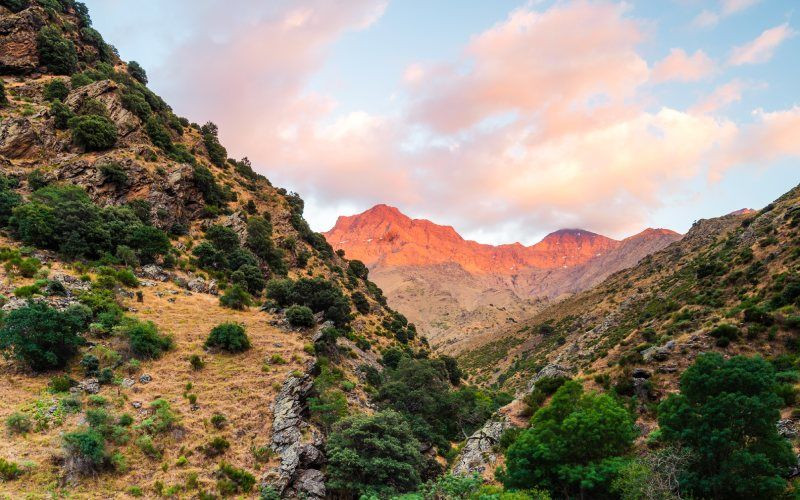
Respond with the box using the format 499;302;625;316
777;419;797;439
453;415;511;476
76;378;100;394
632;368;651;379
1;297;29;311
642;340;676;362
0;116;43;158
121;378;135;389
138;374;152;384
658;365;679;374
294;469;325;499
633;378;650;402
187;277;218;295
131;401;142;409
0;8;44;75
64;80;140;138
298;444;325;468
139;265;168;282
526;363;572;393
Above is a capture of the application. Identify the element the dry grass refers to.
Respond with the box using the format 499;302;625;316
0;262;312;498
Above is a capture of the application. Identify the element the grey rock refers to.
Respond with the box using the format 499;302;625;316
632;368;651;379
294;469;325;499
778;419;797;439
139;265;168;282
121;378;135;389
453;415;511;476
642;340;676;362
131;401;142;409
187;277;217;295
139;374;152;384
76;378;100;394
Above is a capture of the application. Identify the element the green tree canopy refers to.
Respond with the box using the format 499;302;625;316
658;352;794;499
501;381;635;498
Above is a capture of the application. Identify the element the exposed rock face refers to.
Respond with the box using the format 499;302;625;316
186;277;218;295
0;116;43;158
0;8;43;74
64;80;141;139
267;370;325;499
452;414;512;476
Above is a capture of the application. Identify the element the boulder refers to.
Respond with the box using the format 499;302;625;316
452;415;511;476
294;469;325;499
0;8;44;74
139;265;168;282
642;340;676;362
74;378;100;394
777;419;797;439
0;116;42;158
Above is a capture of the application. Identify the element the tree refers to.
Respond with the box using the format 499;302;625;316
348;259;369;279
501;381;635;497
68;115;117;150
657;353;795;499
43;79;69;102
286;305;315;328
0;302;86;371
205;322;250;353
127;61;147;84
36;25;78;75
326;410;423;497
219;284;251;310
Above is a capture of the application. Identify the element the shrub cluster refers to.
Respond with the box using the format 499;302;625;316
205;322;250;353
266;277;352;327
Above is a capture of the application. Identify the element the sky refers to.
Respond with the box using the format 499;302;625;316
83;0;800;245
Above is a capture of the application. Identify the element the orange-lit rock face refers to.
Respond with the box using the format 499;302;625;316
324;204;678;275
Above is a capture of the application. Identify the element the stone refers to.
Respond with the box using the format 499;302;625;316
642;340;676;362
131;401;142;409
187;277;218;295
294;469;325;499
632;368;651;379
121;378;135;389
139;374;152;384
453;415;512;476
76;378;100;394
777;419;797;439
0;8;44;75
139;265;168;282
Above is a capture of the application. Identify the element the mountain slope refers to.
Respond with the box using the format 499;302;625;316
0;3;423;498
325;204;681;351
460;184;800;396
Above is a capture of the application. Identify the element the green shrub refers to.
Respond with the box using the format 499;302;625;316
215;461;255;495
205;322;250;353
347;260;369;279
127;61;147;84
189;354;204;370
231;264;265;295
6;412;31;435
135;434;161;459
77;98;108;117
36;25;78;75
63;428;106;471
145;116;171;151
68;114;117;150
120;318;172;359
0;80;6;106
139;399;177;435
0;301;85;371
351;291;370;314
99;162;128;188
80;353;99;376
286;305;315;328
0;457;21;480
709;323;739;347
203;436;230;457
50;99;74;128
43;79;70;102
219;284;251;311
49;374;76;393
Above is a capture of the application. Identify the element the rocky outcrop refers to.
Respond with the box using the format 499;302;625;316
0;7;43;74
452;414;512;476
267;370;325;499
64;80;142;139
186;277;218;295
0;116;43;158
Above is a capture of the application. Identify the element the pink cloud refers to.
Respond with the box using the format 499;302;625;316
692;0;762;28
691;79;764;114
729;23;796;65
652;49;714;83
407;1;648;134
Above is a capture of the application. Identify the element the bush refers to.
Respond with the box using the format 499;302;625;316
231;264;265;295
121;318;172;359
99;162;128;188
0;458;21;480
189;354;204;370
43;79;70;102
0;79;6;106
120;89;151;120
265;277;352;327
351;291;370;314
127;61;148;84
658;353;794;498
135;434;161;459
145;116;171;150
286;305;315;328
205;322;250;353
68;115;117;150
215;461;255;495
63;429;106;473
326;410;423;497
347;260;369;279
139;398;177;435
0;301;85;371
36;25;78;74
49;374;76;392
6;412;31;435
50;99;74;128
219;284;251;310
203;436;230;457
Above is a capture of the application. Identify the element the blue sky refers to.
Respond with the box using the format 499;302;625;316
85;0;800;244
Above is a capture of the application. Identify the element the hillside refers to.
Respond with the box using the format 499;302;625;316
460;185;800;394
325;204;681;351
0;2;433;498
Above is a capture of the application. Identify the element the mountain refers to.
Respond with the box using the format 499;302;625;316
0;3;428;498
459;186;800;393
325;205;681;351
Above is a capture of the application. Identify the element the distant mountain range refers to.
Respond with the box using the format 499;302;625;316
325;204;682;352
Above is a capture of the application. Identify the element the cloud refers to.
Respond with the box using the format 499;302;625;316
652;49;715;83
691;79;764;114
729;23;796;65
692;0;761;28
407;1;648;134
